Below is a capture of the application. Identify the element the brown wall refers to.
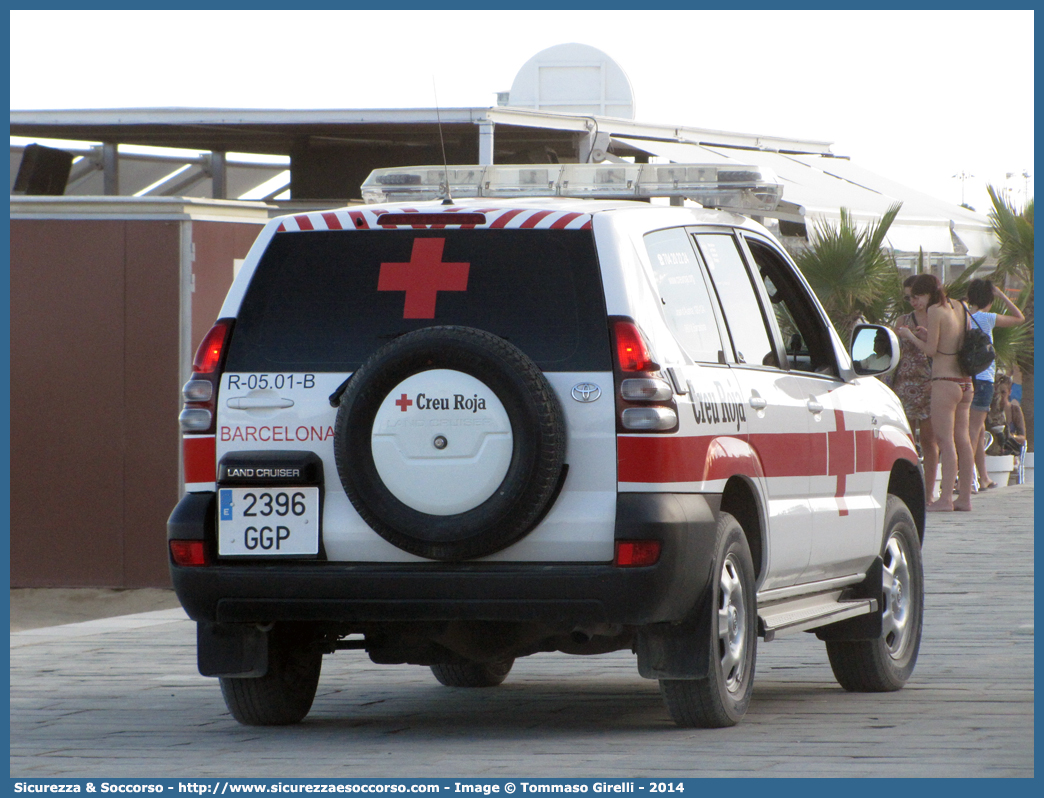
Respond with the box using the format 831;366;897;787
11;219;180;587
10;215;263;587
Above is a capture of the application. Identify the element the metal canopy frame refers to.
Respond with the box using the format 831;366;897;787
11;107;835;202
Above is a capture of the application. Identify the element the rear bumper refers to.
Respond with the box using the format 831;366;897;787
168;491;721;628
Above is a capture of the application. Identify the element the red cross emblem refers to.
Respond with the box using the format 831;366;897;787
827;409;855;516
395;394;413;412
378;238;470;319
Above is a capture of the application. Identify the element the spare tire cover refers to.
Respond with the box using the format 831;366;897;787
334;326;565;561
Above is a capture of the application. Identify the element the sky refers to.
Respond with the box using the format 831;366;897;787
9;8;1034;214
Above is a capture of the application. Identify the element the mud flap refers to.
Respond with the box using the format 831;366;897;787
635;592;713;680
197;621;268;678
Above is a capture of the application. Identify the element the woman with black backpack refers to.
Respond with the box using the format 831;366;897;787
965;279;1025;489
898;274;975;511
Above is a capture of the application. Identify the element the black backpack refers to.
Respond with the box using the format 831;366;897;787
959;303;996;377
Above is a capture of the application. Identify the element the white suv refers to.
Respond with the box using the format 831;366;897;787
169;163;925;728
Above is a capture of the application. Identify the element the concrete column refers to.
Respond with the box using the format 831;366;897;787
102;142;119;195
477;120;495;165
210;151;227;199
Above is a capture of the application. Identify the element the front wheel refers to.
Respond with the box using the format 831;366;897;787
659;512;757;728
219;625;323;726
826;495;923;692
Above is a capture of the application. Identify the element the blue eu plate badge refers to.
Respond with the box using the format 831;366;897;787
219;489;234;521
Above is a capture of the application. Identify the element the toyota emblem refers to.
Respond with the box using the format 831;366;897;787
571;383;601;403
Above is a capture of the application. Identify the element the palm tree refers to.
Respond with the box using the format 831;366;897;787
792;202;904;337
945;253;987;301
986;185;1034;450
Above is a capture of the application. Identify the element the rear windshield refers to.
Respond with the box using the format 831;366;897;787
225;229;611;373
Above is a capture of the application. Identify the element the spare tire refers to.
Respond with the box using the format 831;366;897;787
334;326;565;561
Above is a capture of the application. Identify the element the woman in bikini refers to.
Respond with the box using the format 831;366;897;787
897;274;974;511
891;275;938;500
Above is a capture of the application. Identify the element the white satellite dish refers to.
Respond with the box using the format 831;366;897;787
506;43;635;119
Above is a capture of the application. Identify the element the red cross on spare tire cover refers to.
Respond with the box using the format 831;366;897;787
334;326;566;561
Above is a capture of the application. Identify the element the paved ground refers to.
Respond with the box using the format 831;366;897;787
10;485;1034;778
10;587;182;632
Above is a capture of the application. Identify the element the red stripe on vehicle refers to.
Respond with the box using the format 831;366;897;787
183;436;216;483
808;432;829;475
519;211;554;228
620;429;881;485
745;432;825;478
276;222;286;232
827;410;871;516
874;427;919;471
490;209;526;229
619;407;902;500
550;212;583;229
618;435;710;483
617;435;765;483
855;430;874;472
322;212;343;230
347;210;369;230
295;215;315;231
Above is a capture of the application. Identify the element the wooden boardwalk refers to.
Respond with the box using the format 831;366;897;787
11;485;1034;778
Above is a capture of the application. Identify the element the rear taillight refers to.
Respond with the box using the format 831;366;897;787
193;321;232;373
614;320;656;372
180;319;234;435
610;317;678;433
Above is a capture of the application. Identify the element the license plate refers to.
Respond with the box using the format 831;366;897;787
218;487;319;556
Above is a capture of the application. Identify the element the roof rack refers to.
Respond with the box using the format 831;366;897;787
361;163;783;214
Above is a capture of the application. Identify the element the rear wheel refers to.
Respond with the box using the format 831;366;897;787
826;495;923;692
659;513;757;728
430;658;514;688
219;625;322;726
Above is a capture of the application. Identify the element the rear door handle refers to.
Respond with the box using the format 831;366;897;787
807;399;824;413
226;396;295;410
749;396;768;410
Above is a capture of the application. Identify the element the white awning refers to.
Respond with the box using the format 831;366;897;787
879;220;962;254
613;137;996;257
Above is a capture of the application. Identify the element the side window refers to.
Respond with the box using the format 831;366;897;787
693;233;777;368
644;228;726;364
744;237;838;377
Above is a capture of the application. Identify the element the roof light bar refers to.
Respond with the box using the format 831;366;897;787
368;166;484;201
361;163;782;212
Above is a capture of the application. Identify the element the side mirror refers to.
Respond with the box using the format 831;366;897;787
850;324;900;376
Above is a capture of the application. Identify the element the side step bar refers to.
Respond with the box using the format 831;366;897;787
758;590;877;642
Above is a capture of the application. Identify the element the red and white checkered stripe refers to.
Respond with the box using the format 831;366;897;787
275;207;593;232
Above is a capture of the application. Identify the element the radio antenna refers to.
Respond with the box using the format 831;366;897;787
433;78;453;205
